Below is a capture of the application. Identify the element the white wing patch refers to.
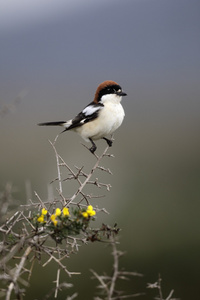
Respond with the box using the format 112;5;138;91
82;105;102;116
63;119;72;128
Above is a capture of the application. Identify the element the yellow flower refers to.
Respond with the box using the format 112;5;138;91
86;205;96;217
82;205;96;218
87;210;96;217
50;214;56;222
82;212;89;218
41;208;47;215
87;205;93;211
55;208;61;216
50;214;58;226
53;220;58;226
37;215;44;223
62;207;70;216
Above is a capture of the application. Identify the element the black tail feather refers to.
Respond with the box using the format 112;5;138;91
38;121;65;126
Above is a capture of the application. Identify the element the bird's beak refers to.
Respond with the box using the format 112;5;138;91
116;90;127;96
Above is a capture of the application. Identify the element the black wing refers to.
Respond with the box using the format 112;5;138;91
65;102;104;131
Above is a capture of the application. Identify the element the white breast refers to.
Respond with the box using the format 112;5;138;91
75;99;125;141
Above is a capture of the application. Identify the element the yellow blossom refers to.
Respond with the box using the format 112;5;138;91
37;215;44;223
82;212;89;218
50;214;56;222
87;210;96;217
55;208;61;216
50;214;58;226
41;208;47;215
82;205;96;218
86;205;96;216
62;207;70;216
53;220;58;226
87;205;93;211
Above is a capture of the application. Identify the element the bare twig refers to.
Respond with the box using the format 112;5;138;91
54;268;61;298
49;139;63;194
108;238;120;299
147;274;179;300
42;282;74;300
67;143;112;206
42;246;80;277
91;236;144;300
6;245;32;300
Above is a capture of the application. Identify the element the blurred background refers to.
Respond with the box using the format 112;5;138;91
0;0;200;299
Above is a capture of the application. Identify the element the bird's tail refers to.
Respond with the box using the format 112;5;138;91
38;121;66;126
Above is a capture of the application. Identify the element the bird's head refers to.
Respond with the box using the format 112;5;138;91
94;80;127;104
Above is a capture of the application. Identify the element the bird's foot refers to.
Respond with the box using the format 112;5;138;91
103;137;113;147
89;138;97;154
89;145;97;154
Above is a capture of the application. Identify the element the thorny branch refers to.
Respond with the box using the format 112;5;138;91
91;236;144;300
5;245;32;300
0;139;118;299
147;274;180;300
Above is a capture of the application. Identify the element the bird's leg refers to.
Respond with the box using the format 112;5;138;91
89;138;97;153
102;137;113;147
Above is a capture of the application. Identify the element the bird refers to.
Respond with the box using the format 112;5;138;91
38;80;127;153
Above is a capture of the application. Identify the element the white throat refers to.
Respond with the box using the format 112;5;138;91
100;94;122;104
